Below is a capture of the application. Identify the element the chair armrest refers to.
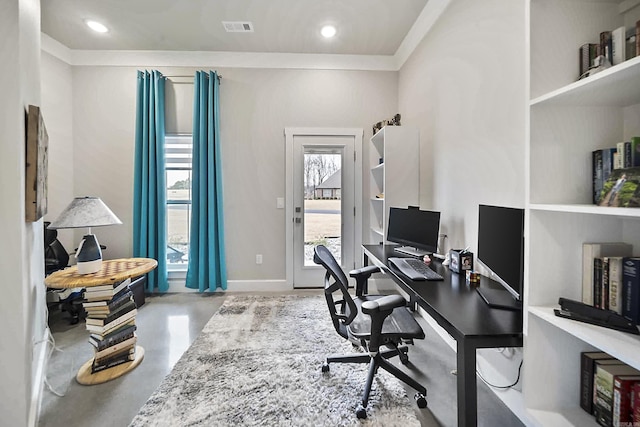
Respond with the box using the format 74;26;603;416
361;294;406;315
349;265;380;296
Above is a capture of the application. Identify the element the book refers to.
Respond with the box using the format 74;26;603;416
85;300;136;327
612;26;626;66
93;335;137;360
84;278;131;300
613;375;640;427
593;148;616;205
89;324;137;351
85;309;137;335
84;277;131;293
625;141;632;168
581;352;615;414
594;359;627;420
83;290;133;310
632;137;640;167
595;257;604;309
609;257;625;315
623;258;640;324
580;43;599;77
602;257;610;310
93;340;136;364
91;348;135;374
598;166;640;207
633;382;640;424
593;150;604;204
637;20;640;57
601;30;613;64
595;363;640;426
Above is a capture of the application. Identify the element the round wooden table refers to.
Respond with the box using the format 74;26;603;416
45;258;157;385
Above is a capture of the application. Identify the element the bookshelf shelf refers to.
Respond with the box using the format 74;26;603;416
529;203;640;218
526;0;640;423
530;56;640;108
529;306;640;369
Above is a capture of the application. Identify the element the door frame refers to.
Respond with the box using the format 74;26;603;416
285;127;363;288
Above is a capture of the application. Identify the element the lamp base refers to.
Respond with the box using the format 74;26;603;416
77;258;102;274
76;234;103;274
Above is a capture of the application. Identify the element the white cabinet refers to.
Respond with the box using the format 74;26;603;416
368;126;419;244
525;1;640;425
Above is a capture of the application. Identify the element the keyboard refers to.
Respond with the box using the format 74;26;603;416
388;257;444;281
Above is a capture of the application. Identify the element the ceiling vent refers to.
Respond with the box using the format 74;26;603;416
222;21;254;33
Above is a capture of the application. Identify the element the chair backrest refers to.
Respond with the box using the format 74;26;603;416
313;245;358;340
44;222;69;275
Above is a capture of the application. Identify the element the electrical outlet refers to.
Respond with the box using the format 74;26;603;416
256;254;263;264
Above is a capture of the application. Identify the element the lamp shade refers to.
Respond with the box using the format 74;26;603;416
48;196;122;229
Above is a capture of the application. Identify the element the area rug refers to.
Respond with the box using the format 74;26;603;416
129;295;421;426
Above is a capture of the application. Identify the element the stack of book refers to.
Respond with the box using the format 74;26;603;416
82;278;138;374
581;351;640;426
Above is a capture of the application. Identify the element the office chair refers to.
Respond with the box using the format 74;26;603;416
44;222;84;324
313;245;427;419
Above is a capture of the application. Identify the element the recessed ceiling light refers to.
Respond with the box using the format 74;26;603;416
321;25;337;38
85;20;109;33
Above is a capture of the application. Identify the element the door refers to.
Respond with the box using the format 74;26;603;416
285;128;362;288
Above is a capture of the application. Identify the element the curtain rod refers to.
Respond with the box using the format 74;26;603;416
164;74;223;79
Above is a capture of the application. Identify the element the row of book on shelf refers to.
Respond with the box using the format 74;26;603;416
82;277;138;374
582;243;640;325
579;21;640;80
592;140;640;207
581;351;640;427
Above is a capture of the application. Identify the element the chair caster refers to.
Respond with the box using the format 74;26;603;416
414;393;428;408
321;363;330;373
356;405;367;419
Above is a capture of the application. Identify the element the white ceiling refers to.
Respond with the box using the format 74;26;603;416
41;0;430;56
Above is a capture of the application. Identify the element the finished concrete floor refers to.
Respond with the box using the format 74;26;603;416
38;291;523;427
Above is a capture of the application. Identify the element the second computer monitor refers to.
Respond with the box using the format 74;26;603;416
387;207;441;257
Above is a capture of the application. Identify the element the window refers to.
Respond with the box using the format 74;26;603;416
165;135;192;266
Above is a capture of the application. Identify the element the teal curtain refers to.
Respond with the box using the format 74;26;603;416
133;70;168;292
186;71;227;291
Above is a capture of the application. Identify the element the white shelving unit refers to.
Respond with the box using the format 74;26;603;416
525;0;640;425
367;126;419;245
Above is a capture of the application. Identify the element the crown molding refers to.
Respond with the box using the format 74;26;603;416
41;0;448;72
394;0;451;68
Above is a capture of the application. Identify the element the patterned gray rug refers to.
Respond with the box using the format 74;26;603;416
129;295;421;426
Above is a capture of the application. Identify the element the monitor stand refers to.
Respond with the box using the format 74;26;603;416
476;288;522;311
393;246;428;258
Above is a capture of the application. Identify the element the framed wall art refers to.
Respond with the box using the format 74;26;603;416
25;104;48;222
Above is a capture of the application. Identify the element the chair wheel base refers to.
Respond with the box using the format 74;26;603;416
321;363;330;373
356;405;367;419
415;393;428;408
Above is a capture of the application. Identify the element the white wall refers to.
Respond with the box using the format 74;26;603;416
42;51;74;250
0;0;48;425
400;0;526;251
398;0;527;394
61;66;398;284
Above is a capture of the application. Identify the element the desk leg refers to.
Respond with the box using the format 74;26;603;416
457;339;477;427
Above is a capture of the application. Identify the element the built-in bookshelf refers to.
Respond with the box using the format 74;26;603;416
367;126;419;245
525;0;640;425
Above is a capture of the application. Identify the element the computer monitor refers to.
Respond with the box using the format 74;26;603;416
387;207;441;257
476;204;524;311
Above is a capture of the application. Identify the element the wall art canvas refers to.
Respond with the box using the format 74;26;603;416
25;105;48;222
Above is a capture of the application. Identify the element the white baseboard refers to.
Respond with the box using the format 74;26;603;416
166;279;292;293
29;327;50;427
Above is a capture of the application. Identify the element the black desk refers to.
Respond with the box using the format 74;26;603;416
363;244;523;427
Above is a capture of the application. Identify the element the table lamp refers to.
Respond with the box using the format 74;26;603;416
48;196;122;274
